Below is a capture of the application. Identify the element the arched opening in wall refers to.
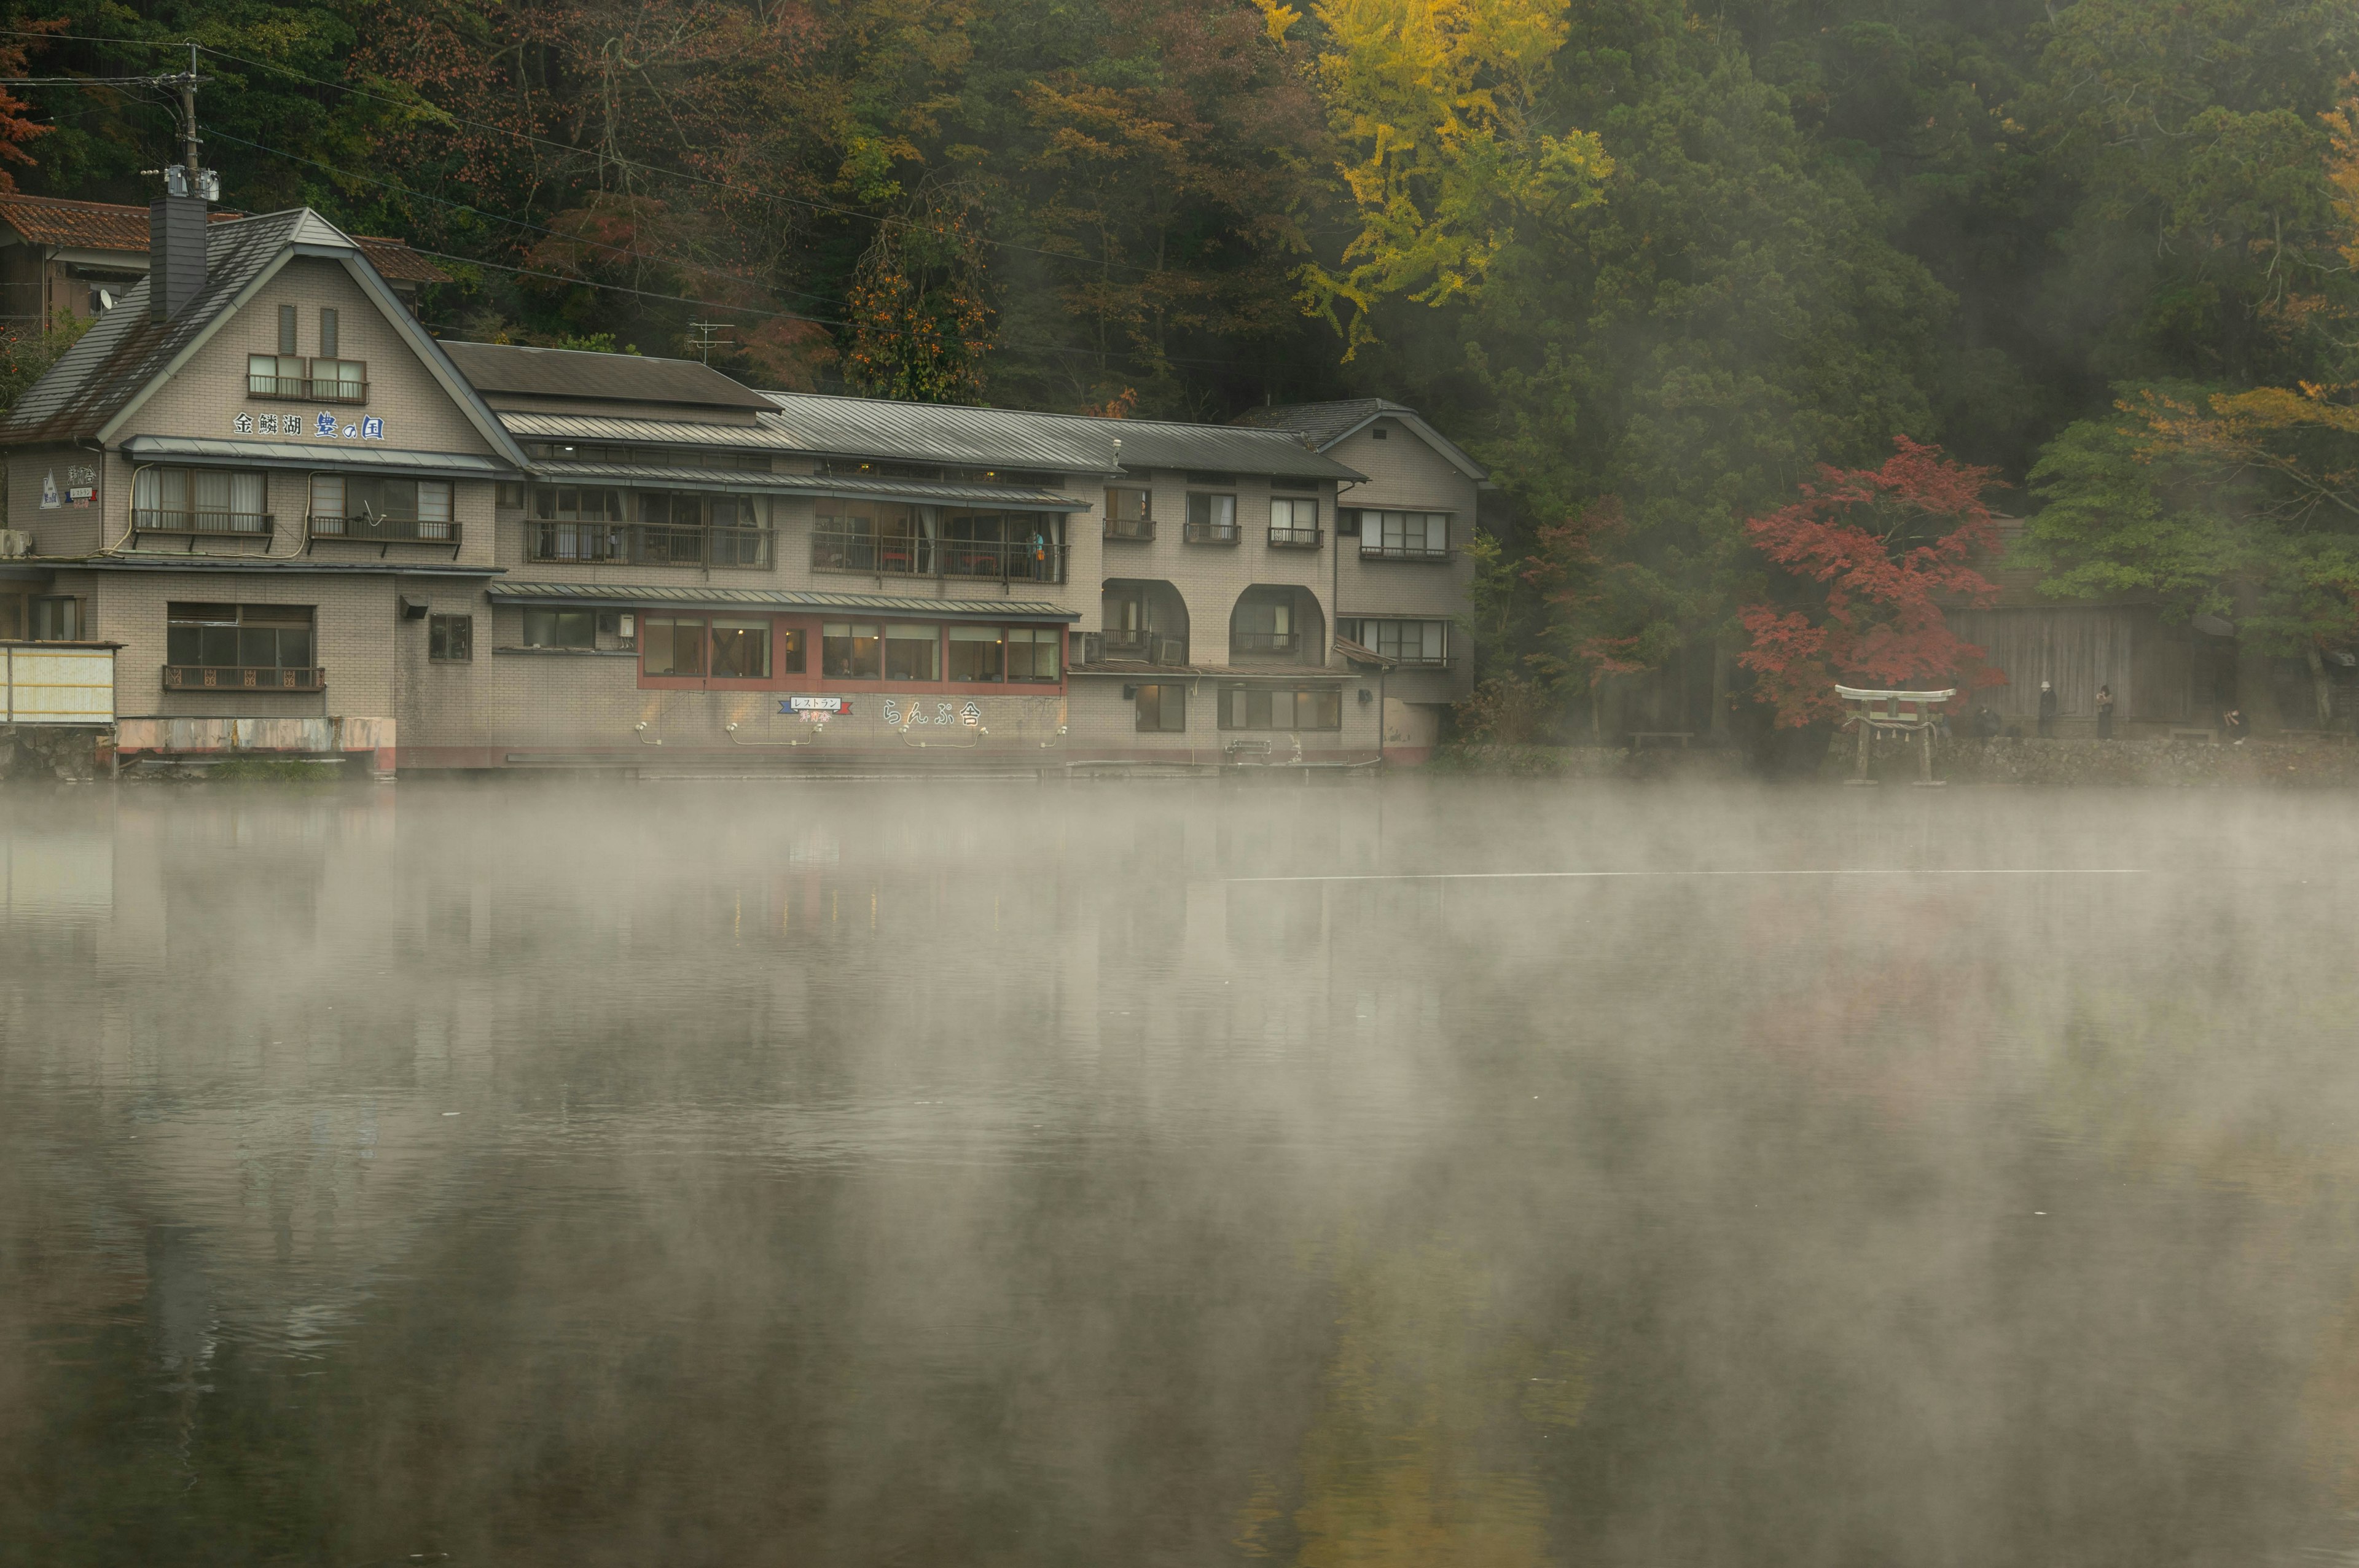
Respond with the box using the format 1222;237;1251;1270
1100;580;1189;666
1229;585;1325;665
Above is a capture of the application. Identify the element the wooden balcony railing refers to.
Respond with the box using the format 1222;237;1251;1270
1267;525;1323;549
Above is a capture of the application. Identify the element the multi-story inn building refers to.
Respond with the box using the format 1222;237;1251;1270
0;203;1485;773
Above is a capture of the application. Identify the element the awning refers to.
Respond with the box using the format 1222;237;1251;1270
486;580;1079;622
122;435;519;478
528;460;1092;511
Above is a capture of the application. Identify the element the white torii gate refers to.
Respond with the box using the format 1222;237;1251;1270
1835;684;1955;786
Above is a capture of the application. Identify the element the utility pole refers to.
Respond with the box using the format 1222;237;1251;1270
177;42;200;185
687;320;734;365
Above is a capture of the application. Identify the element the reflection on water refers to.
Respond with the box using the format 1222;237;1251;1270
5;781;2359;1565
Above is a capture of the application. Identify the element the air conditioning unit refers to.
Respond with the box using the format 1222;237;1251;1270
1079;632;1104;665
0;530;31;558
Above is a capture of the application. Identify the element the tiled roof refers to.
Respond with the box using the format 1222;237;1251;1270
442;340;775;410
485;579;1079;620
352;236;447;285
0;193;446;283
0;192;168;251
2;209;318;443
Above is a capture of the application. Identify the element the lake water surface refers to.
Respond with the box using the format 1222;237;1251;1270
5;780;2358;1566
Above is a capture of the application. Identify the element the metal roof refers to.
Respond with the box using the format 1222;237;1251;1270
530;459;1089;510
487;580;1079;620
500;410;805;451
442;341;775;410
1233;399;1490;482
754;391;1364;480
125;434;516;477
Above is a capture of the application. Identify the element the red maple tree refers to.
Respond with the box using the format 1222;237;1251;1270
1738;437;2007;727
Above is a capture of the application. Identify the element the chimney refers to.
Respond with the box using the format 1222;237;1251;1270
148;190;207;321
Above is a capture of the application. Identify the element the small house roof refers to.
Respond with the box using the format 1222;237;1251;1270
1233;398;1490;482
0;192;446;284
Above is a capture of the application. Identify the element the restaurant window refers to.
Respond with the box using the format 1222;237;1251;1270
885;623;941;681
642;616;705;676
1339;618;1447;664
429;614;472;662
948;624;1004;682
1184;491;1237;543
710;620;771;680
777;626;806;674
1007;627;1061;682
166;603;314;670
1219;685;1343;730
1105;487;1152;539
135;467;268;533
522;608;595;650
823;622;881;679
1135;683;1185;732
31;596;80;641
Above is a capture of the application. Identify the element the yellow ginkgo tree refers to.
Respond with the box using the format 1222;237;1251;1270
1255;0;1610;357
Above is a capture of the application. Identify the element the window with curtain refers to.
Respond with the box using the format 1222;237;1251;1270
823;622;881;678
1219;685;1344;730
1006;627;1061;682
135;467;267;533
947;625;1004;682
885;623;940;681
710;620;770;679
644;617;707;676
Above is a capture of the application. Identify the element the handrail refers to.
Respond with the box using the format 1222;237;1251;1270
1266;526;1323;548
132;509;273;536
162;663;324;692
1183;521;1239;544
530;521;775;568
809;529;1067;585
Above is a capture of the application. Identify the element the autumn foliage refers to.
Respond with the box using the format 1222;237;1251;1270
1739;438;2006;727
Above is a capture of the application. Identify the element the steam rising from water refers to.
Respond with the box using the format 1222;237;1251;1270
3;781;2357;1564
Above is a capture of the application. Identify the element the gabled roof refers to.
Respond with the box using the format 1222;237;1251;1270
442;340;775;412
0;192;446;284
1232;398;1489;482
1;208;522;467
756;389;1364;482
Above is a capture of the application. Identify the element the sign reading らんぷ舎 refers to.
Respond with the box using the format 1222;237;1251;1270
233;413;388;440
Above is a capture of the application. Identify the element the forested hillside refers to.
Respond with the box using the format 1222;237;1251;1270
7;0;2356;726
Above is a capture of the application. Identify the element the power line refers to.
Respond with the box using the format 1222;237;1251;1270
203;125;849;314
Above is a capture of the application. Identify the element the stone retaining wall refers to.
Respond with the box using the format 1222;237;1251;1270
1436;735;2359;786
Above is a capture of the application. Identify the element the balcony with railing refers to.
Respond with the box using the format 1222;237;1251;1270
1267;524;1323;549
1359;540;1452;562
1183;520;1238;545
1104;515;1155;542
811;530;1068;585
308;513;460;545
531;521;775;569
1229;630;1301;655
163;664;324;692
131;509;273;539
248;372;368;403
1104;628;1188;665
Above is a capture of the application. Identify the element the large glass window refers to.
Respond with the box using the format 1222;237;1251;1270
823;622;881;678
1135;684;1185;732
523;608;595;650
135;467;268;534
947;624;1004;682
884;623;941;681
1006;627;1061;682
1355;510;1450;556
710;620;770;679
1340;618;1447;664
166;603;314;669
643;616;706;675
1219;685;1343;730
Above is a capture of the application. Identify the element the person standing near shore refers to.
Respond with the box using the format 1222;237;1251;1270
2095;684;2114;739
2038;681;2058;738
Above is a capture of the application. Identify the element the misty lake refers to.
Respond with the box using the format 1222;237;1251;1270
6;779;2359;1566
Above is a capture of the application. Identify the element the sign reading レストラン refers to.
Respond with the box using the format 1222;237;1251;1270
783;695;850;714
